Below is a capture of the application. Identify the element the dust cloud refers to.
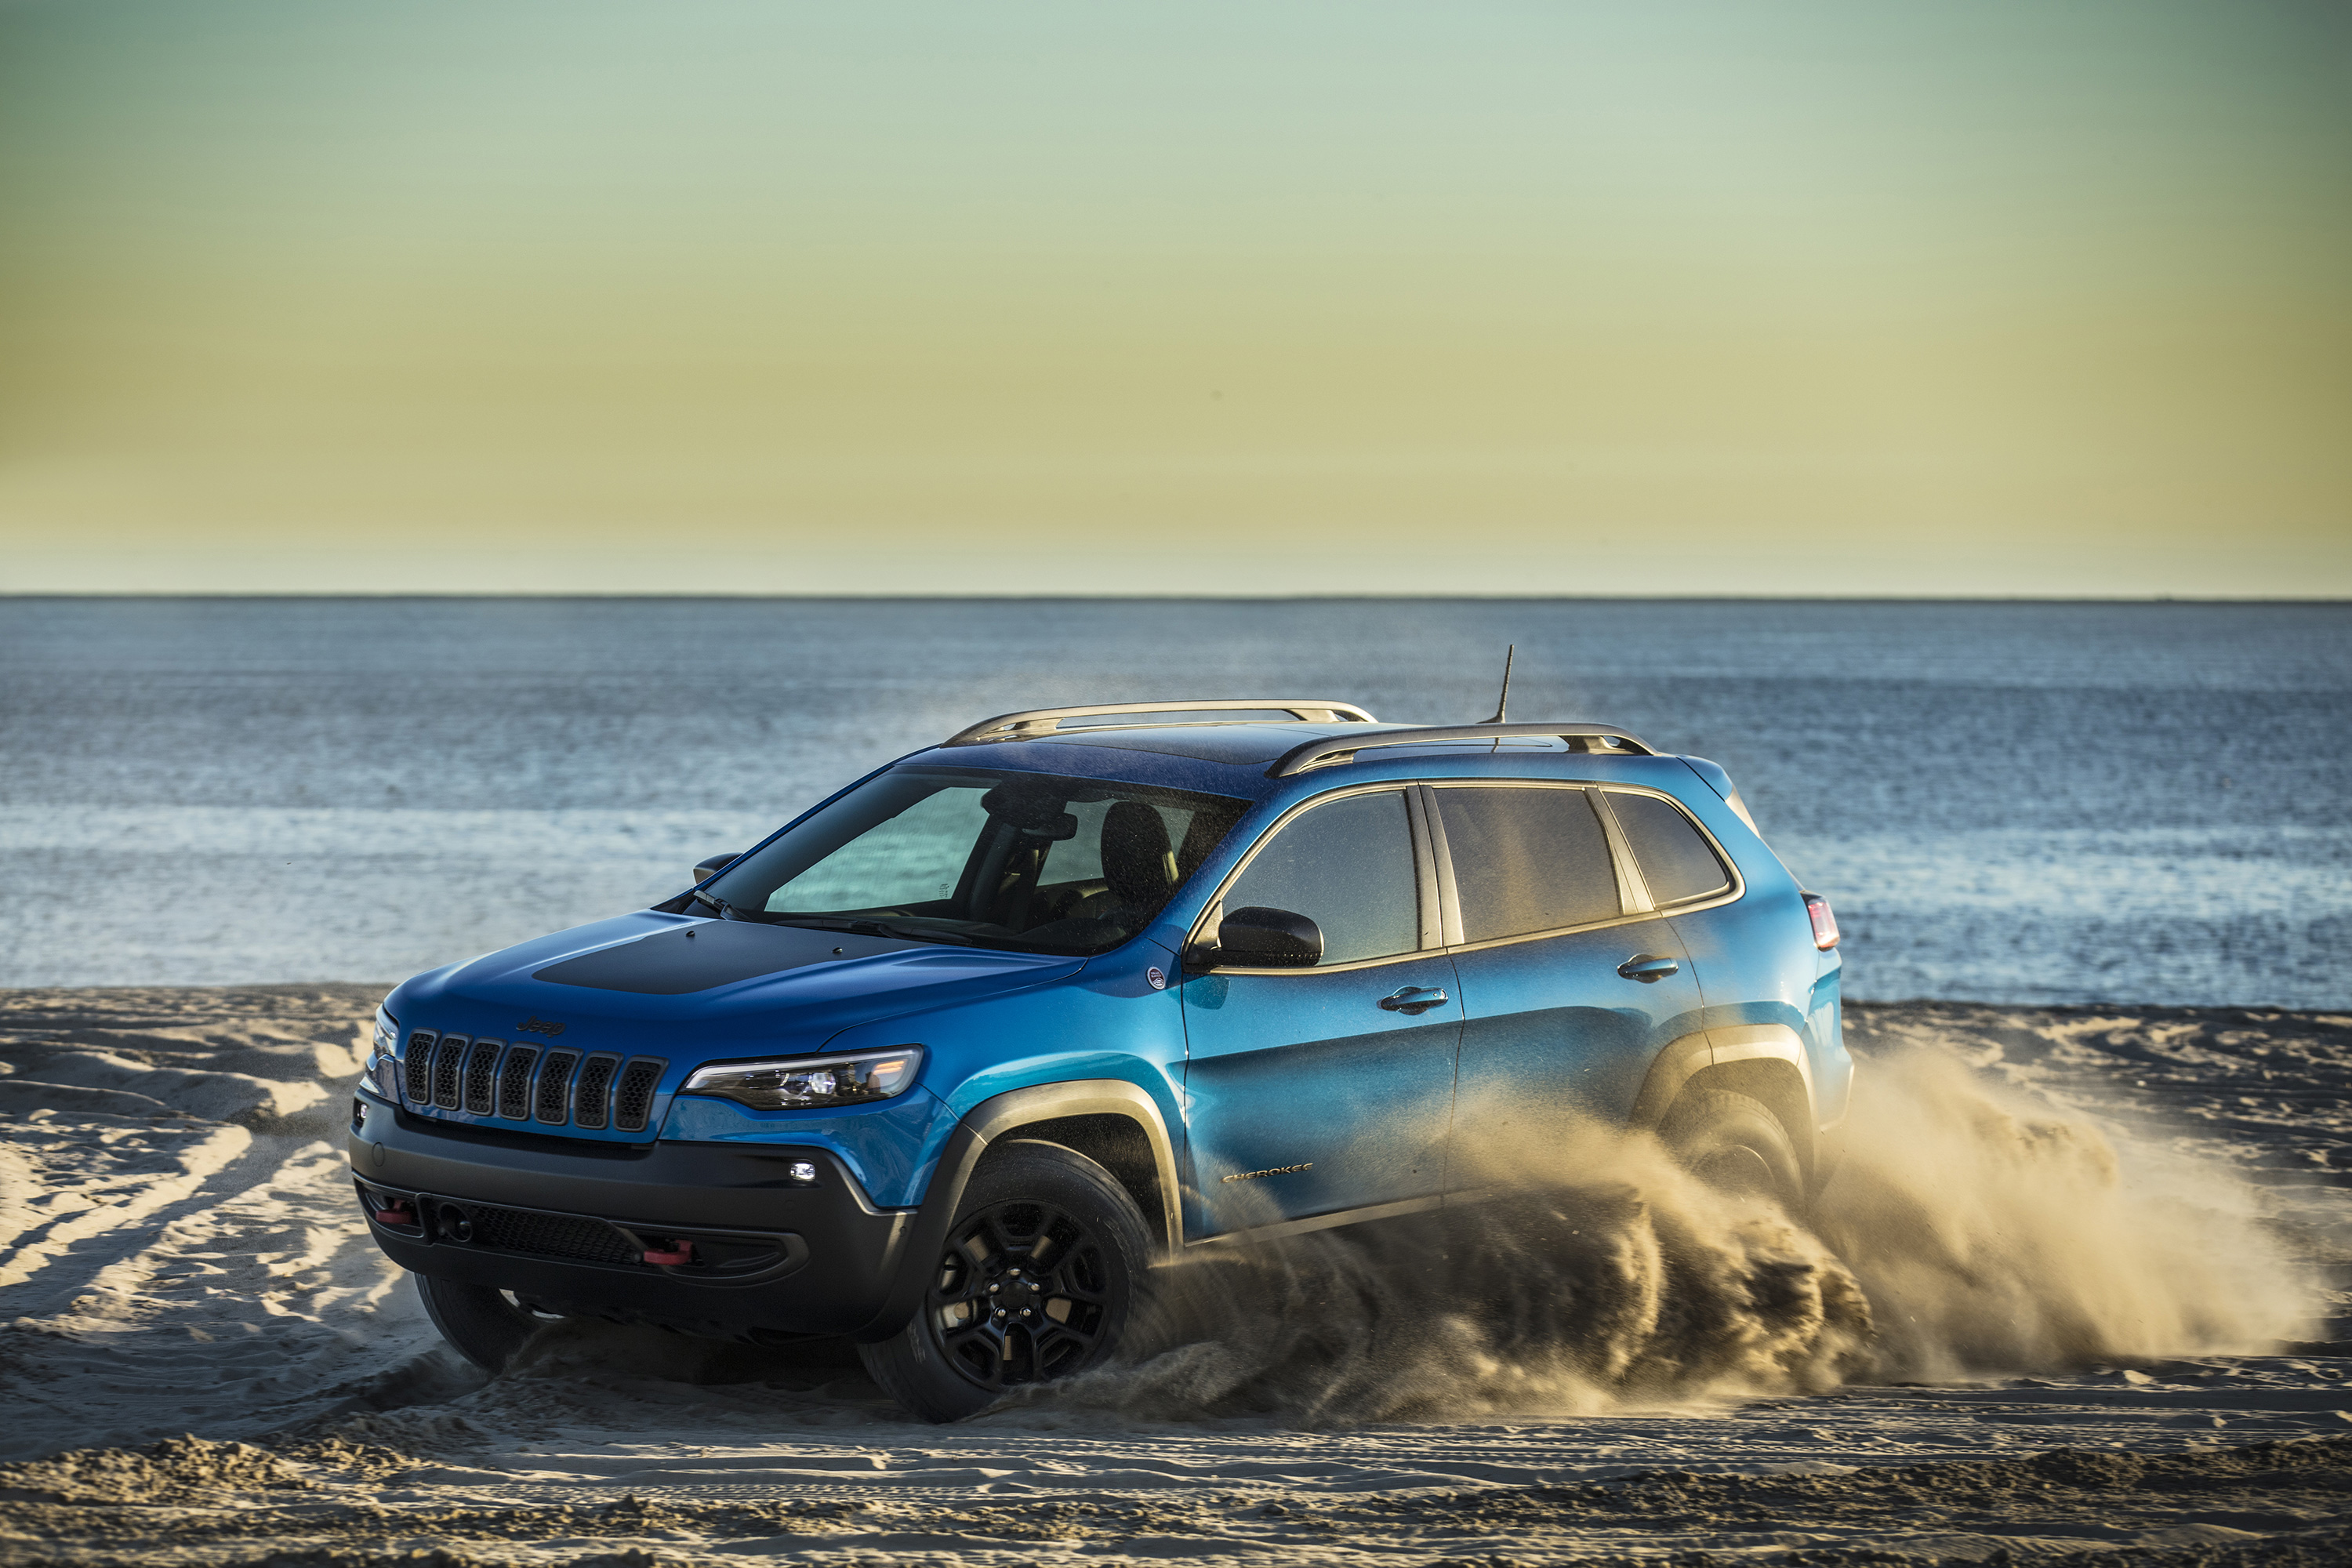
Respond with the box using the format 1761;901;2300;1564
1024;1047;2318;1425
1819;1049;2312;1382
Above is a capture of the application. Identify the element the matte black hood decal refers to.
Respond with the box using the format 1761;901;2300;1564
532;920;914;995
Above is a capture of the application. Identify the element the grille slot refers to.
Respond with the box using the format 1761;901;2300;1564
403;1031;438;1105
613;1058;666;1133
534;1050;579;1124
442;1201;641;1267
572;1054;621;1130
431;1035;469;1109
497;1044;539;1120
463;1039;503;1114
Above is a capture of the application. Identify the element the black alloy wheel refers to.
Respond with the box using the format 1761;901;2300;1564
931;1196;1112;1386
858;1139;1152;1422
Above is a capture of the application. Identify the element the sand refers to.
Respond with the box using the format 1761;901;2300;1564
2;986;2347;1566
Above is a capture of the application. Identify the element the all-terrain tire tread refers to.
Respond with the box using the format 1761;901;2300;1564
415;1272;539;1373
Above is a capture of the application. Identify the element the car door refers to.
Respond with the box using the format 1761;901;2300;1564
1429;782;1708;1189
1178;785;1461;1237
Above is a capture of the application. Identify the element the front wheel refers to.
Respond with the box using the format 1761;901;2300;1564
858;1139;1152;1422
415;1273;544;1372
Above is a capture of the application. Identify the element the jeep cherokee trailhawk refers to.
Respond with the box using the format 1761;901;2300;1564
351;700;1849;1421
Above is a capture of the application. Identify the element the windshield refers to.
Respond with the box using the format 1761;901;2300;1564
702;766;1251;955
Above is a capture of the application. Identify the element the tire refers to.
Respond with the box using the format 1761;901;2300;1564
1658;1088;1806;1214
415;1272;542;1373
858;1139;1153;1423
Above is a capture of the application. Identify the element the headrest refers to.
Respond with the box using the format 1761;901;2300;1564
1100;800;1175;906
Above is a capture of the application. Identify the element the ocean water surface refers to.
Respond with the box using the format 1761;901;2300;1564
2;597;2345;1005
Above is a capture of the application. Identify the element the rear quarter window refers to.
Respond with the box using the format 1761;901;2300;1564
1606;791;1732;906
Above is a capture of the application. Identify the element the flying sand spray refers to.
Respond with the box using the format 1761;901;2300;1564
1009;1051;2314;1423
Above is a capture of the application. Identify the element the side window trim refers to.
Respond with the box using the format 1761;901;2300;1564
1186;783;1443;973
1586;787;1657;915
1414;783;1466;947
1404;788;1445;952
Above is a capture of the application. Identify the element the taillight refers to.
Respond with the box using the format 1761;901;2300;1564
1803;892;1840;950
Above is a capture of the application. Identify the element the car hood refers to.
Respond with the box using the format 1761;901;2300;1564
389;911;1087;1058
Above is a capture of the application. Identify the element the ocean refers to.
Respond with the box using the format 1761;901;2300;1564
2;597;2344;1006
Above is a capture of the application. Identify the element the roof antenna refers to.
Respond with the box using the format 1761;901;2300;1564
1482;644;1514;724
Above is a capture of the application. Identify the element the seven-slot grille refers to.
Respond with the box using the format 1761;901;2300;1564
397;1034;665;1136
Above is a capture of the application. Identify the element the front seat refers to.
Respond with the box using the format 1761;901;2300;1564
1076;801;1177;931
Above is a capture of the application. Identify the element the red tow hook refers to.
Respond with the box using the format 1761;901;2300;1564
370;1201;416;1227
642;1240;695;1267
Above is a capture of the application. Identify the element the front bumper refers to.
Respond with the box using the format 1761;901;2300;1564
348;1090;918;1340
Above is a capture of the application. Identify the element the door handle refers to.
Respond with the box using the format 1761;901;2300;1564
1378;985;1450;1015
1617;954;1679;982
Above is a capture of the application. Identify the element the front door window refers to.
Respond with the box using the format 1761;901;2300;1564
1218;788;1419;963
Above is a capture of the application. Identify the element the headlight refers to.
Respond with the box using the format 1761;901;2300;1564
366;1007;402;1098
678;1047;923;1111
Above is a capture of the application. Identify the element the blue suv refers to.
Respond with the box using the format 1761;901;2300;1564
350;701;1849;1421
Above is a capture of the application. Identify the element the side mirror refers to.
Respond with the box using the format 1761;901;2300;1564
693;851;743;884
1208;906;1323;968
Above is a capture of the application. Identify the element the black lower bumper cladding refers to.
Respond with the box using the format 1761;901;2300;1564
348;1091;916;1341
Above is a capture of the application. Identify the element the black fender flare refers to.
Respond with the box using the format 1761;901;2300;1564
1629;1022;1820;1182
1630;1023;1817;1127
847;1078;1182;1341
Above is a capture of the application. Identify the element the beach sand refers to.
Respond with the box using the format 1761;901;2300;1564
2;986;2347;1566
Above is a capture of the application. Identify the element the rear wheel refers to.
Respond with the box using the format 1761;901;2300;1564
416;1272;543;1372
1659;1088;1806;1213
858;1139;1152;1423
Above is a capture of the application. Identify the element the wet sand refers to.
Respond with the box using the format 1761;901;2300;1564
2;987;2347;1565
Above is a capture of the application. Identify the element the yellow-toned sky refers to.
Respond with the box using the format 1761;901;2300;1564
2;0;2347;595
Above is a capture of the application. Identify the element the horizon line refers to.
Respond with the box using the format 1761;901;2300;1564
5;591;2348;606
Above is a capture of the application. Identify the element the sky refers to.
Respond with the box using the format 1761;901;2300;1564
1;0;2347;596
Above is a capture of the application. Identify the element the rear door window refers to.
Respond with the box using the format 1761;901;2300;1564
1221;789;1420;964
1436;786;1621;942
1606;790;1732;906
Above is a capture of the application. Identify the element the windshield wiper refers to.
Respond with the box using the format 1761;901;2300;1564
691;889;739;919
760;913;975;946
869;922;975;946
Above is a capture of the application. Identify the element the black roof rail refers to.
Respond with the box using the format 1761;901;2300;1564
943;699;1378;748
1269;722;1657;778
